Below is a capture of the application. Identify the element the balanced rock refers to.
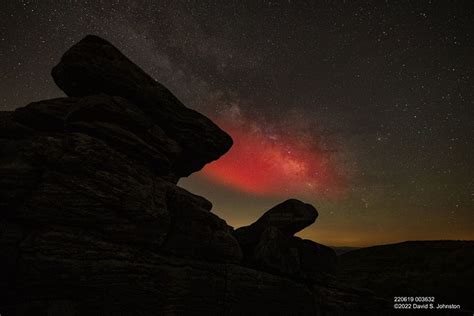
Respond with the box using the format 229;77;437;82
51;35;232;176
234;199;318;246
233;199;337;278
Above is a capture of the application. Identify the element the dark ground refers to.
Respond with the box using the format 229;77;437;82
337;240;474;314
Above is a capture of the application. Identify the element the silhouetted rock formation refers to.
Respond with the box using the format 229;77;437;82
234;199;337;277
236;199;319;239
0;35;390;315
52;34;232;177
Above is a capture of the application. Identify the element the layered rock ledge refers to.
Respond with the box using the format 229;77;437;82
0;35;390;315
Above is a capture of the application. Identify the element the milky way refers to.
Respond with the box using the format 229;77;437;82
2;1;473;246
203;117;346;198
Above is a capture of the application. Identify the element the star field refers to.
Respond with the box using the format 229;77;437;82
1;0;473;246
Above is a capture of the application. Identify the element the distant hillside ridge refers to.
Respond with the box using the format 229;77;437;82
338;240;474;312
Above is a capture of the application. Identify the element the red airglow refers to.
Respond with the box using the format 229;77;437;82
201;121;346;198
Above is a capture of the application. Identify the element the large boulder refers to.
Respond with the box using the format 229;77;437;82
234;199;318;246
51;35;232;176
233;199;336;278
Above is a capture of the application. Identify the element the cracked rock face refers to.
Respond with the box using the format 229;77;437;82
0;35;384;315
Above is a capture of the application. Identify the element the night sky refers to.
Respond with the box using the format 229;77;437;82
1;1;473;246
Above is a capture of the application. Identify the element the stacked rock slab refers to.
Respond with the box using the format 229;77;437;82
234;199;337;278
0;35;390;315
0;35;319;315
51;35;232;178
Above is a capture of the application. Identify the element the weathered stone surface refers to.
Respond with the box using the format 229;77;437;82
311;280;394;315
0;226;316;315
0;34;246;314
51;35;232;176
13;95;181;178
253;226;301;275
1;35;241;270
234;199;318;247
163;185;243;262
0;111;34;138
0;129;171;247
237;227;336;279
0;34;375;315
232;199;337;279
2;96;242;259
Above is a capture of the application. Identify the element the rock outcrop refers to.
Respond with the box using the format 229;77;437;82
0;35;390;315
51;35;231;177
235;199;319;240
234;199;337;278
